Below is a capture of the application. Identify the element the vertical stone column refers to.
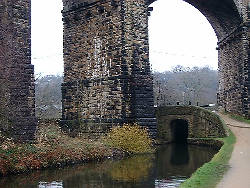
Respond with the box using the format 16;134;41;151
217;23;249;117
217;1;250;118
61;0;156;137
244;3;250;118
62;0;127;137
120;0;157;136
0;0;36;142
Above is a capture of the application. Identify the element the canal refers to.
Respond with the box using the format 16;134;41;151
0;143;217;188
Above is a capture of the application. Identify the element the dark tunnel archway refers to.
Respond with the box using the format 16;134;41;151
170;119;189;143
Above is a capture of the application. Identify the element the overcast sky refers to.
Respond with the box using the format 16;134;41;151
31;0;63;76
31;0;218;76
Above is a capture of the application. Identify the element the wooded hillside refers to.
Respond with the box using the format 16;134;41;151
153;66;218;106
35;66;218;119
35;75;62;119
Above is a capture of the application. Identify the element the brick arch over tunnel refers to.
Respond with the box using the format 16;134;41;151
0;0;249;142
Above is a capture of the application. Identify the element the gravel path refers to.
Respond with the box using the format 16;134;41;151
217;113;250;188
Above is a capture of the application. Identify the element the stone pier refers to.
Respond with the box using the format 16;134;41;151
0;0;249;141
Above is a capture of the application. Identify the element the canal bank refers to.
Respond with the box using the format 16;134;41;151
217;113;250;188
0;121;155;177
179;128;235;188
0;107;234;188
0;143;218;188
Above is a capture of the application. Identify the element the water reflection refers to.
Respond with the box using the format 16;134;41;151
155;177;186;188
39;181;63;188
109;155;154;182
170;143;189;165
0;144;218;188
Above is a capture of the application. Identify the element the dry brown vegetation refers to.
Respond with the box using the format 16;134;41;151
0;121;154;176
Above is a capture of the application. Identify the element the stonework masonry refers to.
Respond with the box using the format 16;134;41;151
0;0;36;142
217;24;249;116
61;0;157;138
0;0;249;141
156;106;227;143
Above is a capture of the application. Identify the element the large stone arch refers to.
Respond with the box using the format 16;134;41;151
147;0;249;116
60;0;249;138
148;0;242;40
0;0;249;141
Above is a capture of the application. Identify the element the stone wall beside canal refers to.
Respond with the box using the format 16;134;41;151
156;106;227;143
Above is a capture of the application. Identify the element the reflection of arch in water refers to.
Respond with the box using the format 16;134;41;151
39;181;63;188
170;119;189;143
170;143;189;165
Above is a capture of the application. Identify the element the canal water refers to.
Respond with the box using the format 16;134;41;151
0;144;217;188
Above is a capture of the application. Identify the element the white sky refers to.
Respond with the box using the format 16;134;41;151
31;0;218;76
149;0;218;72
31;0;63;76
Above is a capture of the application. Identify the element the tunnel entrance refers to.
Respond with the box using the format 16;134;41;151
170;119;189;143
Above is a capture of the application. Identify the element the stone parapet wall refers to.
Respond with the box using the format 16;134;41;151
187;138;223;150
156;106;226;143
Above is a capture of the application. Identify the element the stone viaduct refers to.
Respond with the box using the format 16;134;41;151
0;0;249;141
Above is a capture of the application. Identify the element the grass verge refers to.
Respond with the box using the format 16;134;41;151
180;124;235;188
228;113;250;124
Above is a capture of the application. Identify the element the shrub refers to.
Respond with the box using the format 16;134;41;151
105;124;154;154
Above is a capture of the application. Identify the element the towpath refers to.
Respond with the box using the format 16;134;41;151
217;113;250;188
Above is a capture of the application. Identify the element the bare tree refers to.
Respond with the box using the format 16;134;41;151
35;75;63;119
153;66;218;106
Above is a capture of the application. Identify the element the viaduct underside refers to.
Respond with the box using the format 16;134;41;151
0;0;249;141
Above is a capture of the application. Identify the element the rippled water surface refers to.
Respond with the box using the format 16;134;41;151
0;144;217;188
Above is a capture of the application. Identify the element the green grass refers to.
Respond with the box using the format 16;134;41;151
180;127;235;188
228;114;250;124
